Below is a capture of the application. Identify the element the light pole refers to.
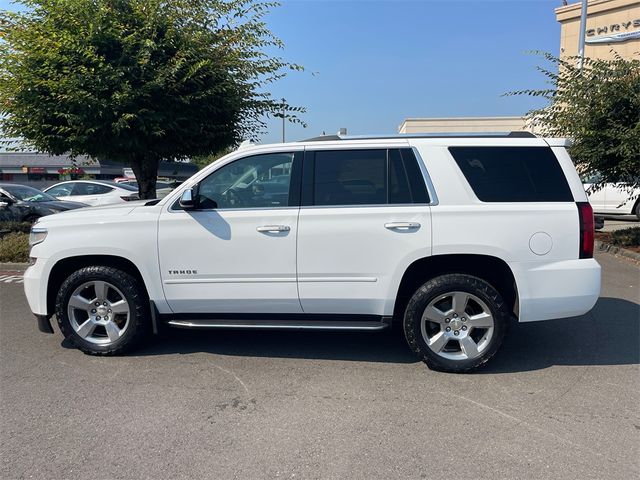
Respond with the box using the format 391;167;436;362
577;0;588;71
281;98;286;143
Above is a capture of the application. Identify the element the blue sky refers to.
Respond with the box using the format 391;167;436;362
0;0;564;144
262;0;562;142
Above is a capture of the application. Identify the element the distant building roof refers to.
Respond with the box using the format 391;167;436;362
0;152;98;168
0;151;197;179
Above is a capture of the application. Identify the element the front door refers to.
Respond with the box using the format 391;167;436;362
158;150;303;314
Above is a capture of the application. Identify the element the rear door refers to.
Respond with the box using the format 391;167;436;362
69;182;113;206
296;147;433;316
603;183;630;213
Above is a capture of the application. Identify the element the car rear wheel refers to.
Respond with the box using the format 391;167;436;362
403;274;509;373
55;266;149;355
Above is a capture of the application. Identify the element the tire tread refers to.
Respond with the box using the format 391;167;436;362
403;273;508;373
55;266;149;356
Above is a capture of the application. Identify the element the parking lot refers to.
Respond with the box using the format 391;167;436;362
599;214;638;232
0;251;638;480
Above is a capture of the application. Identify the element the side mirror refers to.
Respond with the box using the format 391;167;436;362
179;188;197;210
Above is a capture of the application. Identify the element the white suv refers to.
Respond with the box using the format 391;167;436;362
24;133;601;372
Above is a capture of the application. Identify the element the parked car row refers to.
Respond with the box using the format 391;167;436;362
44;180;140;206
0;183;87;223
1;179;181;223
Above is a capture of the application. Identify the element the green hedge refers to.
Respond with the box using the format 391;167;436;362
0;232;29;262
609;227;640;248
0;221;32;234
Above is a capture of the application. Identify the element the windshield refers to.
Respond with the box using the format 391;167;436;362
2;184;57;202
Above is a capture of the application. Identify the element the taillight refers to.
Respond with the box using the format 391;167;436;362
577;202;594;259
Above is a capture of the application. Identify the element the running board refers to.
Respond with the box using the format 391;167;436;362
166;318;390;331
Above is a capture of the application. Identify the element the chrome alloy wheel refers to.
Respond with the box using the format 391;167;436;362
67;280;130;345
420;291;495;361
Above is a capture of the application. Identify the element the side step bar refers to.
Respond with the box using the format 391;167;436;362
150;302;392;333
166;318;391;331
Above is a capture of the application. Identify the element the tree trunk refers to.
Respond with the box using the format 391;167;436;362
130;157;159;200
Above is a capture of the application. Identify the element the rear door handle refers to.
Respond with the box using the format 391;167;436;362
384;222;421;230
257;225;291;233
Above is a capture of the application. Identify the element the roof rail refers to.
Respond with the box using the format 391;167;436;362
301;131;536;142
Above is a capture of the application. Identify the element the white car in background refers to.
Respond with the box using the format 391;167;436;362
118;180;178;199
44;180;139;207
582;174;640;220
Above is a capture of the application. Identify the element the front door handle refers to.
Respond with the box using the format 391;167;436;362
384;222;421;230
257;225;291;233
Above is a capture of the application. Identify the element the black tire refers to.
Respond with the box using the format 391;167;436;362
403;274;509;373
24;215;41;224
634;201;640;221
55;266;149;355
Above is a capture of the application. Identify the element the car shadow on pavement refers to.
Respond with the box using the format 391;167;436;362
481;297;639;373
129;327;418;363
74;297;638;370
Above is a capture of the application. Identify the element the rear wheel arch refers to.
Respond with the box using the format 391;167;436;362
47;255;149;315
393;254;518;321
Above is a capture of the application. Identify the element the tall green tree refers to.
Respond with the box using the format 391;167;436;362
508;52;639;191
0;0;304;199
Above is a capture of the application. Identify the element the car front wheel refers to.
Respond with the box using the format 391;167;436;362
55;266;149;355
403;274;509;373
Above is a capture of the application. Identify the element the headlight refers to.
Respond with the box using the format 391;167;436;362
29;227;48;247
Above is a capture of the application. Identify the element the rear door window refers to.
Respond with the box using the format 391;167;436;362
448;146;573;202
72;183;113;196
307;149;430;206
312;150;387;206
389;149;430;204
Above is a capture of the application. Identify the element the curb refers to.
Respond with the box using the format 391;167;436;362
595;240;640;263
0;262;28;272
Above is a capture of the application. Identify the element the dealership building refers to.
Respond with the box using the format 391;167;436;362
399;0;640;134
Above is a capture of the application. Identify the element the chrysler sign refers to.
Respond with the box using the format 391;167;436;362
585;19;640;44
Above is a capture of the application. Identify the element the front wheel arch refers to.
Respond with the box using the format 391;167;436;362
47;255;148;316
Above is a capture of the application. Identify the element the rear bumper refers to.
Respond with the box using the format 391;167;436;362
511;258;601;322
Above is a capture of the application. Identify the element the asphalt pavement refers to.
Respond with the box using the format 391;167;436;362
1;252;638;480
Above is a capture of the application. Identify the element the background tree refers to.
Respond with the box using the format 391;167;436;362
508;52;639;191
0;0;304;199
191;146;236;170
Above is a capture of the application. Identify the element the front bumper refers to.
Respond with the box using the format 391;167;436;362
23;257;49;317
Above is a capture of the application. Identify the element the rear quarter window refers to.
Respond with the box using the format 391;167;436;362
448;146;573;202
